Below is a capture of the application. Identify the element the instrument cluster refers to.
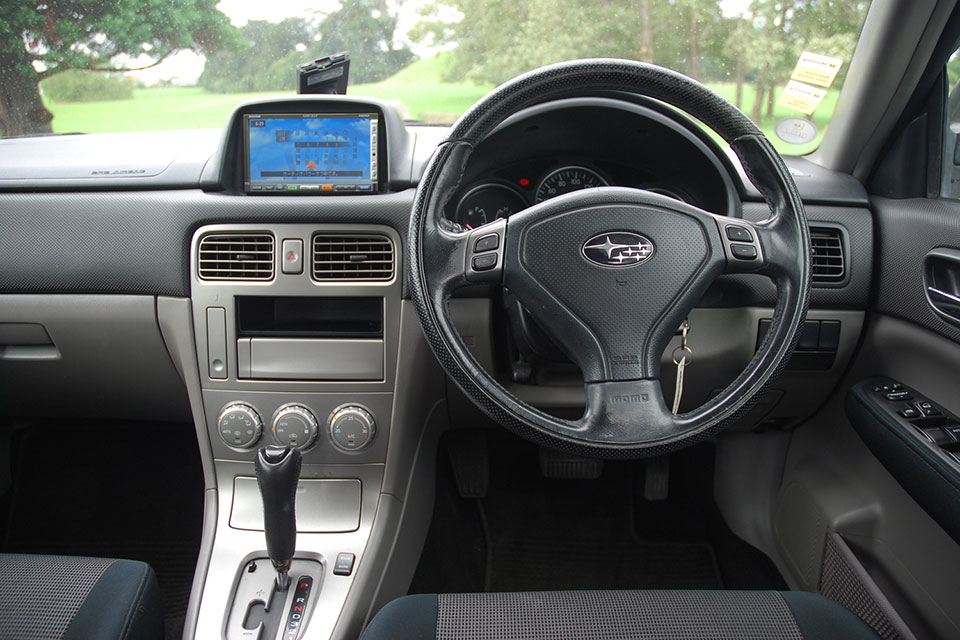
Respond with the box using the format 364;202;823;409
451;163;689;230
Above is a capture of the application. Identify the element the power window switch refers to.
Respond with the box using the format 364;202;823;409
898;407;920;419
281;239;303;275
920;428;953;446
883;390;913;402
916;401;941;417
333;552;355;576
942;424;960;441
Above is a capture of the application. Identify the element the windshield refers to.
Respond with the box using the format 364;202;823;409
1;0;871;155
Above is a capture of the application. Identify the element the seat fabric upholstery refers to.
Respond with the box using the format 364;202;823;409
362;590;881;640
0;553;163;640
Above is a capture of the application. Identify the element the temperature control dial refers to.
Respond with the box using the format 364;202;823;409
328;405;376;452
271;403;319;450
218;402;262;450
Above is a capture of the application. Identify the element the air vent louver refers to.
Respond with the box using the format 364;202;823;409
312;234;395;282
810;226;845;284
198;233;275;281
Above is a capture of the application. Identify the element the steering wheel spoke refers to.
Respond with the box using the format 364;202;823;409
579;378;676;443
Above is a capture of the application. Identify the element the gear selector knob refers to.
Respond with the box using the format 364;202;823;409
255;445;301;591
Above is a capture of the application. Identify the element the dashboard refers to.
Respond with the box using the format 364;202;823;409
0;93;872;429
0;92;873;640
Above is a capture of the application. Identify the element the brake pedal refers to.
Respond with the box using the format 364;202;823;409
538;447;604;479
643;455;670;501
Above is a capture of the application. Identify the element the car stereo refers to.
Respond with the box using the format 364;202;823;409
243;112;379;194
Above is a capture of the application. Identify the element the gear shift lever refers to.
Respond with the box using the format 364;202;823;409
255;445;302;591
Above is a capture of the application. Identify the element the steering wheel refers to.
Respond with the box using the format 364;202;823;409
409;59;811;458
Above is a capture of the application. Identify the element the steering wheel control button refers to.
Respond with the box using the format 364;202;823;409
281;239;303;274
725;226;753;242
472;253;498;271
474;234;500;253
730;243;758;260
272;403;319;450
333;552;356;576
465;217;507;283
218;402;263;450
328;405;376;452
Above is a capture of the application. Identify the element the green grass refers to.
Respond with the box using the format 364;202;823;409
45;57;837;155
47;86;279;133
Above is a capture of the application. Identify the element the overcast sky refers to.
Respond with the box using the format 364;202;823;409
129;0;755;85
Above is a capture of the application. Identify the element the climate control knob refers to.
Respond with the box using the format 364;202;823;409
271;403;319;450
218;402;262;450
328;405;376;452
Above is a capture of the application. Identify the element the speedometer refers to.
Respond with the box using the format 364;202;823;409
455;183;527;229
535;166;607;202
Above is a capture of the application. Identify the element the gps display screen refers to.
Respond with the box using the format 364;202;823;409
244;113;379;193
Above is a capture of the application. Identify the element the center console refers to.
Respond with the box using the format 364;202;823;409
188;221;402;639
157;96;442;640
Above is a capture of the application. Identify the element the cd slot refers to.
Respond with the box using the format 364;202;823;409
237;296;382;338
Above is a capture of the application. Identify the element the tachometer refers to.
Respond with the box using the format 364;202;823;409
455;183;527;229
535;166;607;202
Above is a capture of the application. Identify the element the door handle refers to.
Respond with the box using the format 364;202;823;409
924;248;960;325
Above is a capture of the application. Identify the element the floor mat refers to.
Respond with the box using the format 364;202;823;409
2;421;204;640
410;431;784;595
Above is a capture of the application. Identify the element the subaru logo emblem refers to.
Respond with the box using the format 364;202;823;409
582;232;654;267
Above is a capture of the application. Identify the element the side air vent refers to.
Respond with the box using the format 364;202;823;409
810;226;845;284
312;234;395;282
198;233;275;281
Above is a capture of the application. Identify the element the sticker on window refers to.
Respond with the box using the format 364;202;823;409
777;81;828;116
774;118;818;144
791;51;844;88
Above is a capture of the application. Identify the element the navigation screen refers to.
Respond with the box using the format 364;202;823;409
244;113;379;193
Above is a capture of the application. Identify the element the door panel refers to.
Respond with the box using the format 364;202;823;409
770;196;960;639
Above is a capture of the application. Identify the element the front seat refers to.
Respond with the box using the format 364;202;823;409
0;554;163;640
362;590;880;640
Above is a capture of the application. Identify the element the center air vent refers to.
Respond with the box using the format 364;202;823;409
810;226;845;284
198;233;275;281
313;234;395;282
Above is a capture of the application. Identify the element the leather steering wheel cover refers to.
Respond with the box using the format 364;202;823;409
409;59;811;458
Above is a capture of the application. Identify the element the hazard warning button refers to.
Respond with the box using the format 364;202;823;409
281;238;303;275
